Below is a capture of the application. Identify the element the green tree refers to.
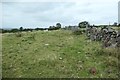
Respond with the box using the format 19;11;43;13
78;21;90;28
56;23;61;29
19;27;23;31
11;28;19;33
113;22;117;26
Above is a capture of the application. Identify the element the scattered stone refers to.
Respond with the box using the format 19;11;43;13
86;56;89;59
100;74;103;77
13;68;17;71
19;75;22;78
79;65;83;69
38;73;42;75
77;52;81;54
59;57;63;60
45;44;49;46
78;61;82;63
107;69;112;74
44;30;48;32
10;64;13;68
108;74;111;77
86;40;91;43
89;67;97;75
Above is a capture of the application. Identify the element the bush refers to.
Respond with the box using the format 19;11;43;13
11;29;19;33
81;30;86;33
73;30;82;35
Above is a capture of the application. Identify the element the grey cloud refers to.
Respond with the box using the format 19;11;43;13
2;1;119;28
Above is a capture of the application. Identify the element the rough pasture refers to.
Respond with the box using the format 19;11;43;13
2;30;119;78
0;33;2;78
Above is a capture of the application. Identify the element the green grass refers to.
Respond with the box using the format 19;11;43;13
0;34;2;77
2;30;119;78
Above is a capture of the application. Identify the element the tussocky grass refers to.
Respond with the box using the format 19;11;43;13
2;30;119;78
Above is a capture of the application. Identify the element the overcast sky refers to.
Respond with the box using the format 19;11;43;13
1;0;120;28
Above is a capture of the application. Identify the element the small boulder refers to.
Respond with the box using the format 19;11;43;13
59;57;63;60
89;67;97;75
77;52;81;54
45;44;49;46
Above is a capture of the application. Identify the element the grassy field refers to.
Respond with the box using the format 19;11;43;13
0;34;2;78
2;30;119;78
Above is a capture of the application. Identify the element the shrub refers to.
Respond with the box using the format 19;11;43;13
81;30;86;33
73;30;82;35
11;28;19;33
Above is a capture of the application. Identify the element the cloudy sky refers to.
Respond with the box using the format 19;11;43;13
1;0;120;28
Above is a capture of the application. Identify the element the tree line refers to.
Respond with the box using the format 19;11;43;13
0;21;119;33
0;23;62;33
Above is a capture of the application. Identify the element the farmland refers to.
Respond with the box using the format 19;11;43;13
2;30;119;78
